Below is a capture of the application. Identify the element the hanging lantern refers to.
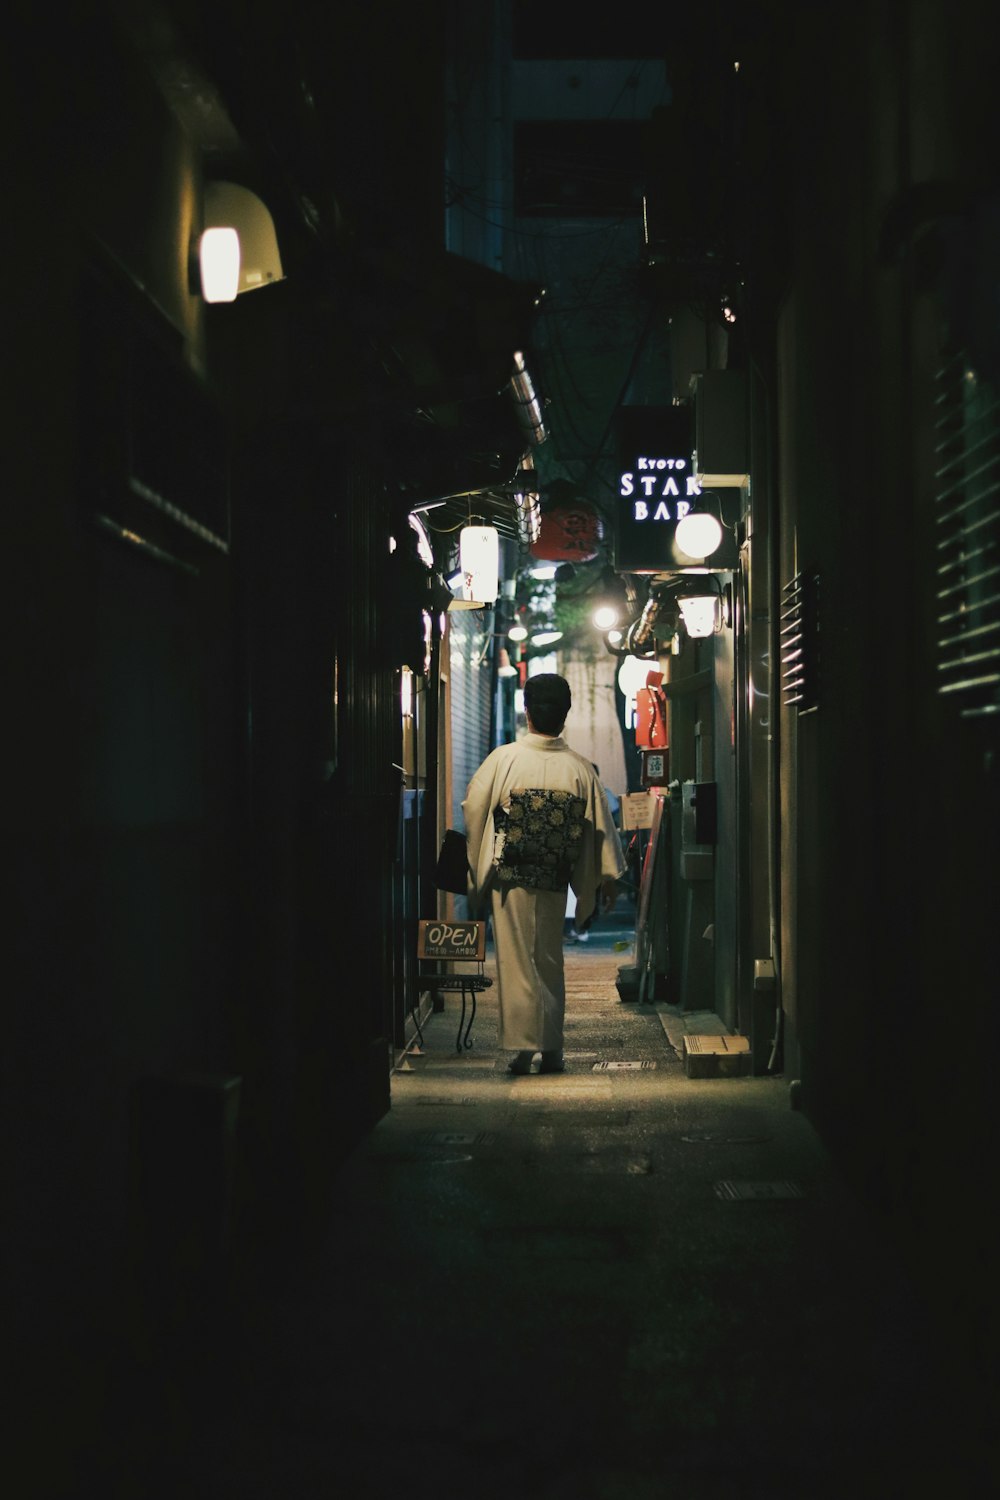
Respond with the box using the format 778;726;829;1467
458;525;499;604
529;501;602;563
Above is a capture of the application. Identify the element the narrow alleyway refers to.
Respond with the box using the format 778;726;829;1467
100;926;990;1499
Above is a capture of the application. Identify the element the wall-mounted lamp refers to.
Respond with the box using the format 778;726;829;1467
675;575;731;638
203;181;284;296
677;593;720;638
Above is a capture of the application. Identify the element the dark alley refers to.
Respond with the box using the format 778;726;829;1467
85;932;993;1499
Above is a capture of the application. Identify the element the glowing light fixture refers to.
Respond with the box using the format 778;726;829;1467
677;594;720;639
590;568;630;632
530;630;563;647
204;181;284;294
508;623;529;642
675;510;723;559
199;227;241;302
459;525;499;605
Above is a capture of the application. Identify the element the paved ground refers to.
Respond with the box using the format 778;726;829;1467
83;925;995;1498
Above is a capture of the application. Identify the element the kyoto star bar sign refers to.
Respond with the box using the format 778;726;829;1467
612;405;737;574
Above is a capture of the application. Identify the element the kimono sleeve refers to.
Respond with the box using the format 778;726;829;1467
568;770;627;924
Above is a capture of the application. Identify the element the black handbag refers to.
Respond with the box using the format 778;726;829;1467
434;828;470;894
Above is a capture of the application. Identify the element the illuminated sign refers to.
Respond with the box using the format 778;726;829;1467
613;406;738;573
620;456;702;517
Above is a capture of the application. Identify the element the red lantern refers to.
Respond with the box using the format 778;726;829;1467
529;503;603;563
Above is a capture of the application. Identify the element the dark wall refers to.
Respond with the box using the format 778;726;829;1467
5;17;239;1486
3;8;420;1487
761;0;999;1387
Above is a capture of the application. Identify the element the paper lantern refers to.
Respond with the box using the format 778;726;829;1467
459;526;499;604
529;503;602;563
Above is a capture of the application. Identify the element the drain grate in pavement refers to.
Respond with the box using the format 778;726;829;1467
714;1179;804;1201
592;1060;658;1071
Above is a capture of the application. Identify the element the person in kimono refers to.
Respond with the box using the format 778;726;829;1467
462;672;625;1075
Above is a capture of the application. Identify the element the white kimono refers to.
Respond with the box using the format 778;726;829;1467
462;733;626;1052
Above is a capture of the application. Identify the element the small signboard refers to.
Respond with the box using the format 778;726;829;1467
418;919;487;962
620;792;655;830
640;749;670;787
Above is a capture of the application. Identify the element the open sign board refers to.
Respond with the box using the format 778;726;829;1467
417;920;487;962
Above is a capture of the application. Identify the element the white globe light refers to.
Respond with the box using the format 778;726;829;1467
593;604;619;630
675;512;723;558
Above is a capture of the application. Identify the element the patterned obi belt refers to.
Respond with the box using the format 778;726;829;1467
493;788;586;892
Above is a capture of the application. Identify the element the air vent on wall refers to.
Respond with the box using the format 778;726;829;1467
780;570;820;714
932;354;1000;720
